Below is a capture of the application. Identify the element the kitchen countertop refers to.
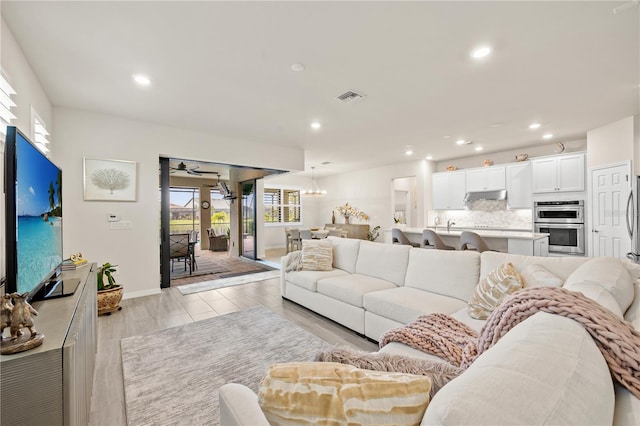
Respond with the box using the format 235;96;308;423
387;227;549;240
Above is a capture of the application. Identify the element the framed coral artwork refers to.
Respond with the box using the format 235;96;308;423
83;158;137;201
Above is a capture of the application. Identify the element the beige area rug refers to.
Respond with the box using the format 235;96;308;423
120;306;332;425
170;248;274;286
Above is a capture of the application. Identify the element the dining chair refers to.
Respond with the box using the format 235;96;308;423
459;231;493;252
169;233;192;274
288;229;302;251
284;228;292;253
391;228;420;247
300;229;312;240
422;229;455;250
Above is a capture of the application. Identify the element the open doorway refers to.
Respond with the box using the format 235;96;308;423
392;176;418;227
159;157;286;289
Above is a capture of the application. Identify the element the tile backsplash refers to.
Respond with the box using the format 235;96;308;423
429;200;532;230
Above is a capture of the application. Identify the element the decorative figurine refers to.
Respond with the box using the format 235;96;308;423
1;292;44;355
9;293;38;339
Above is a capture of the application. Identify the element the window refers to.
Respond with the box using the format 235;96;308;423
0;71;16;136
32;109;51;154
264;187;301;224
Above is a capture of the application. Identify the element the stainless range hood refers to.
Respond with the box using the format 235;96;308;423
463;189;507;203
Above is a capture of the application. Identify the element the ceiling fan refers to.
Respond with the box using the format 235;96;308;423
169;161;220;176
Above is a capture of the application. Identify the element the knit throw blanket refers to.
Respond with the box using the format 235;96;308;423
380;286;640;399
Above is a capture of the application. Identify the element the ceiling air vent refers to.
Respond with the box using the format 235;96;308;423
336;90;365;104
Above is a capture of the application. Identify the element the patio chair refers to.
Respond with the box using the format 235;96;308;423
422;229;455;250
207;228;228;252
169;233;192;274
459;231;493;252
391;228;420;247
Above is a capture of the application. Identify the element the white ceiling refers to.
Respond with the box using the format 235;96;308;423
2;1;638;176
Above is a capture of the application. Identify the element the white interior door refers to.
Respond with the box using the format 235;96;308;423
590;162;631;258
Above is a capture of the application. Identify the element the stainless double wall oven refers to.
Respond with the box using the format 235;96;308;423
534;200;585;255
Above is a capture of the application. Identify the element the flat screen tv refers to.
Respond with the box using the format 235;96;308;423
4;126;78;301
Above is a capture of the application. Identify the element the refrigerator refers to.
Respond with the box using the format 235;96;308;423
627;176;640;263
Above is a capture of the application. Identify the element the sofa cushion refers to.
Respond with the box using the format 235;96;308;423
258;362;431;426
563;281;624;319
327;236;361;273
423;312;615;425
564;257;634;313
286;269;349;292
301;239;333;271
519;263;564;288
467;262;523;320
448;308;486;333
317;274;396;307
364;287;468;325
404;249;480;302
480;251;589;281
355;241;411;286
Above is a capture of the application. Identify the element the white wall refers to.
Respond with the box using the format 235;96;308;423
317;160;433;232
53;107;304;298
1;19;53;284
587;116;636;171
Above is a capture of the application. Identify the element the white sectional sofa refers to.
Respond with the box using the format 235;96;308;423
220;236;640;425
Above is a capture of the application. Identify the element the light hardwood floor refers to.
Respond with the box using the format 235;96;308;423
88;276;378;425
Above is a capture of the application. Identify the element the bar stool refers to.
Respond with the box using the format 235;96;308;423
422;229;455;250
391;228;420;247
459;231;493;252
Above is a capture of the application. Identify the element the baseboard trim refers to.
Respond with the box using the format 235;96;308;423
123;288;162;300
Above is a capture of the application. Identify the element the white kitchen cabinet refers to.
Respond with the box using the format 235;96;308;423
506;162;532;209
465;166;506;192
432;171;466;210
508;237;549;256
532;153;585;193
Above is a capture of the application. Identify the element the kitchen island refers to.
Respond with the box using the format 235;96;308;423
383;227;550;256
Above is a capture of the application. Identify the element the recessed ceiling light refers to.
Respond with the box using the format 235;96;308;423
405;146;414;155
443;135;451;139
426;155;433;160
543;133;553;139
310;122;321;130
475;146;484;151
529;123;541;129
291;63;305;72
133;74;151;86
491;123;503;127
456;139;466;145
471;46;492;59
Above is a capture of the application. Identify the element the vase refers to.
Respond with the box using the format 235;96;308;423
331;211;336;224
344;216;350;224
97;286;123;316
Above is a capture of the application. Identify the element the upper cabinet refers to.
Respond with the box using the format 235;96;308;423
531;153;585;193
432;170;466;210
465;166;506;192
506;162;532;209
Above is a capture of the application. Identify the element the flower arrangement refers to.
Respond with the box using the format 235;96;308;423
336;202;369;224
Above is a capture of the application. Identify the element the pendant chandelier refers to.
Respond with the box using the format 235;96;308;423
301;166;327;197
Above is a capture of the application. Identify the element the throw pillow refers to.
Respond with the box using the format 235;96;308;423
301;239;333;271
467;262;523;320
519;263;564;288
314;346;463;398
258;362;431;426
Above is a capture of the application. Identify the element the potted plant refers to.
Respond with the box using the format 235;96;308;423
97;262;123;316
